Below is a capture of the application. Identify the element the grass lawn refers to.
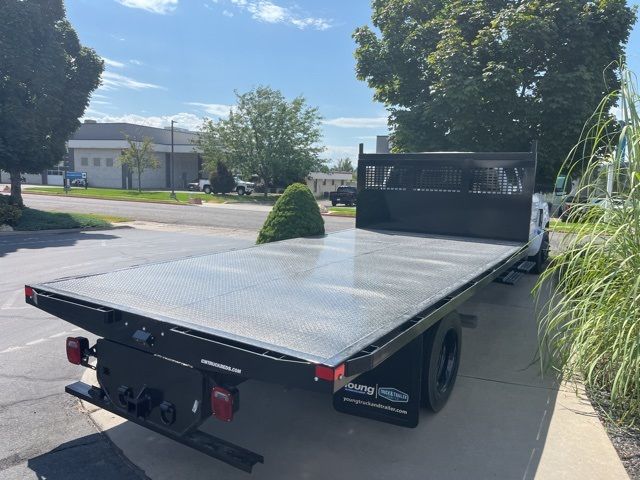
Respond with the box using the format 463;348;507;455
15;208;128;231
548;218;615;235
25;186;278;205
326;206;356;217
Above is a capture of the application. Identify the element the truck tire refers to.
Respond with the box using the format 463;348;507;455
331;200;337;207
237;187;245;196
203;185;212;195
421;312;462;412
530;230;550;274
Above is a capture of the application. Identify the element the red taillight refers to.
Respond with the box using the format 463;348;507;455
25;286;34;298
66;337;89;365
315;363;345;382
211;386;236;422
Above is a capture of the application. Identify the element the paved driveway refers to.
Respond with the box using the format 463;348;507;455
0;226;626;479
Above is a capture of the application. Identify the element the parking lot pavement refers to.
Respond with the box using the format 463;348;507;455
81;274;628;479
0;227;254;479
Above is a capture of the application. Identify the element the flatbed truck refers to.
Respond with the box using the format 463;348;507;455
25;146;547;473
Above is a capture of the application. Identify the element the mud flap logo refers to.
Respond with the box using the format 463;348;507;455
378;387;409;403
344;382;375;396
344;383;409;403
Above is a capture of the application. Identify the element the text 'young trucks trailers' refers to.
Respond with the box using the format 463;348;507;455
25;147;548;473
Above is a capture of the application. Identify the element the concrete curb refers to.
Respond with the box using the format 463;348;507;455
0;224;132;236
321;213;355;218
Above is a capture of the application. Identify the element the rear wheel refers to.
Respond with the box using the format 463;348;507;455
202;185;212;195
237;187;245;196
331;200;337;206
421;312;462;412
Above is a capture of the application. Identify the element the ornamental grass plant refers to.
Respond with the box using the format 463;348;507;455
535;66;640;426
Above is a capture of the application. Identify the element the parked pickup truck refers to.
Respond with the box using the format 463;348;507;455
188;177;255;195
26;145;547;473
329;185;357;206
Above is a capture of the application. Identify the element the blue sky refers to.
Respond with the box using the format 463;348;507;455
67;0;640;164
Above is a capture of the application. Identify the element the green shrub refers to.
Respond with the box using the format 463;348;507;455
257;183;324;244
0;203;22;226
209;161;236;194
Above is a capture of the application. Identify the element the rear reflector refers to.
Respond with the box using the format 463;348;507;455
211;386;235;422
315;363;345;382
25;286;34;298
66;337;89;365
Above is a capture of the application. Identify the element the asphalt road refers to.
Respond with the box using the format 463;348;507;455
0;227;255;479
22;194;354;233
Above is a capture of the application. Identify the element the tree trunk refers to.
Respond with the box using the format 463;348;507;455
9;170;24;207
138;171;142;193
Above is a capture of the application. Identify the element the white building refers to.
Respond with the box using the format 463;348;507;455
306;172;355;198
1;121;202;190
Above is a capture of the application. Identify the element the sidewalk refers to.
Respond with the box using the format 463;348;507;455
80;273;627;479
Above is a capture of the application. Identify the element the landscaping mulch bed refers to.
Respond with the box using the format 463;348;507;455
588;388;640;479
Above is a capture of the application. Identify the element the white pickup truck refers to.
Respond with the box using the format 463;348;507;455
190;177;255;195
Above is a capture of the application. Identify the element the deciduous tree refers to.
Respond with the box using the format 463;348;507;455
198;87;325;196
118;137;159;192
354;0;636;188
0;0;103;206
332;158;355;173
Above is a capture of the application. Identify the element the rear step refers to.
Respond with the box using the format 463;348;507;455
515;260;536;273
494;260;536;285
495;270;524;285
66;381;264;473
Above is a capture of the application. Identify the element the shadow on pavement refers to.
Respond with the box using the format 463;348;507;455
0;232;119;258
26;433;145;479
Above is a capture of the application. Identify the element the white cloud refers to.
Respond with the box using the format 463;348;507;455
187;102;234;117
227;0;331;30
324;145;359;160
323;117;388;129
91;100;112;105
222;9;234;17
101;71;164;91
129;59;144;66
115;0;178;14
81;112;205;132
102;57;125;68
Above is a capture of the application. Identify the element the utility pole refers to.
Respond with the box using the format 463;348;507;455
170;120;176;200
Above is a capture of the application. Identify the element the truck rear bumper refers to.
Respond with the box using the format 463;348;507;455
66;381;264;473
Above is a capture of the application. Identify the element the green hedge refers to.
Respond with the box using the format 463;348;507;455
0;196;22;226
257;183;324;244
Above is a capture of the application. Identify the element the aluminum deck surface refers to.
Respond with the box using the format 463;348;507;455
37;229;522;366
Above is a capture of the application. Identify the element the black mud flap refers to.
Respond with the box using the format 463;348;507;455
333;336;423;428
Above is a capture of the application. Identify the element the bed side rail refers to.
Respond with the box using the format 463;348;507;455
356;145;537;242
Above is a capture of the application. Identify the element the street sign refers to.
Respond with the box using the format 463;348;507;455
66;171;87;180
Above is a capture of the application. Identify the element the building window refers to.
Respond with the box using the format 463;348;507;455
93;158;101;167
80;157;88;166
323;179;326;186
106;158;114;167
332;179;335;186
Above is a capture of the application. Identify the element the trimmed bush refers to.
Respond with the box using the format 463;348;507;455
0;203;22;226
209;161;236;194
257;183;324;244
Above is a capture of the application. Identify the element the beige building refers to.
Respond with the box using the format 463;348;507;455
306;172;355;198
